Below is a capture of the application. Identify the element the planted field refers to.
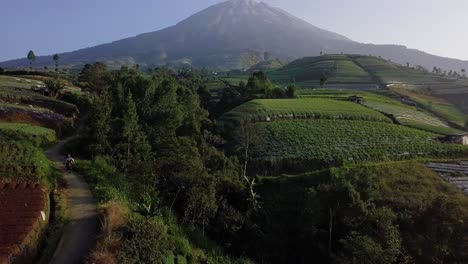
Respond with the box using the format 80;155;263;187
361;100;459;134
0;86;78;116
0;75;43;90
351;55;449;84
253;120;468;173
0;135;53;183
220;98;391;124
391;87;466;126
0;123;56;147
268;55;373;87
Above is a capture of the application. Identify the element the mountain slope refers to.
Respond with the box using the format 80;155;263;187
2;0;468;71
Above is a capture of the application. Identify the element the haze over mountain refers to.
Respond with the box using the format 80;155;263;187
2;0;467;72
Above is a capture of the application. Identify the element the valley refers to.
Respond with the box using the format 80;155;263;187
1;0;468;263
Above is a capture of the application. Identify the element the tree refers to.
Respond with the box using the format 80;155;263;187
320;74;328;88
406;62;410;68
0;67;4;74
44;77;66;98
27;50;36;69
53;54;60;71
115;90;152;170
235;119;266;210
286;84;297;98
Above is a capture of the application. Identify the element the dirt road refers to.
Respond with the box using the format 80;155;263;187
45;138;99;264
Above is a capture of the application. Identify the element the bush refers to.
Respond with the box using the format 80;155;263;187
118;216;175;264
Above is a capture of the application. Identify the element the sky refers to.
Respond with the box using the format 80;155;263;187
1;0;467;61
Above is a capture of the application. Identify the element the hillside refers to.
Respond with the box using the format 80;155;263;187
1;0;468;71
268;55;375;88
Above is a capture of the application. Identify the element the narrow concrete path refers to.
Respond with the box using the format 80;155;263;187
45;138;99;264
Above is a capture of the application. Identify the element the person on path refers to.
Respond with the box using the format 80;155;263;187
65;154;75;171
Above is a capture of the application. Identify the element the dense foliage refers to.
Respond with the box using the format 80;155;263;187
0;133;56;185
249;162;468;264
73;63;468;264
77;64;254;263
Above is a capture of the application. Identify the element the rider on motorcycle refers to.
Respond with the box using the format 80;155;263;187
65;154;75;171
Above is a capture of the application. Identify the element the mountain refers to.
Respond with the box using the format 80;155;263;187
2;0;468;72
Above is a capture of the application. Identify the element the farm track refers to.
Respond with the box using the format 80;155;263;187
45;137;99;264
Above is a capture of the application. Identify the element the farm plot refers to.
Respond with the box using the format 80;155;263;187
361;100;459;134
253;120;468;173
0;87;78;116
0;75;44;90
0;107;72;134
220;98;391;124
0;135;52;183
0;183;47;263
269;55;373;87
0;123;57;147
390;87;466;127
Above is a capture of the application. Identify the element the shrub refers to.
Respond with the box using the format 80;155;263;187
118;216;175;264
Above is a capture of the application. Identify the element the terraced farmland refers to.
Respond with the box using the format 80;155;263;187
351;55;450;84
220;98;391;124
0;135;53;183
361;100;459;134
253;120;468;173
268;55;373;87
0;123;57;147
0;75;44;89
390;87;466;127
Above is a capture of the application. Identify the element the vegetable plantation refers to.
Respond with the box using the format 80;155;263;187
220;98;391;123
252;119;468;174
0;122;57;147
361;100;459;134
268;55;373;86
0;134;54;184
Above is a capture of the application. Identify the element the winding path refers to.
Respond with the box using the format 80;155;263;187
45;138;99;264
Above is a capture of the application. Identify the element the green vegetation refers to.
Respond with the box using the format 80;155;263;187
0;134;56;186
3;58;464;263
361;100;459;134
269;55;373;87
0;122;56;147
391;87;467;127
220;98;391;125
0;75;43;89
0;86;78;116
351;55;450;83
253;119;468;174
253;161;468;263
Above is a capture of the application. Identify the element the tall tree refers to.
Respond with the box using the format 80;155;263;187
116;90;151;170
320;74;328;88
53;54;60;71
27;50;36;69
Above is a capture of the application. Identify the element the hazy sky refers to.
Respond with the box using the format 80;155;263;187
1;0;467;61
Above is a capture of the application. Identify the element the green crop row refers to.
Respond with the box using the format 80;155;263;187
252;120;468;174
0;122;57;147
220;98;391;124
0;134;55;185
